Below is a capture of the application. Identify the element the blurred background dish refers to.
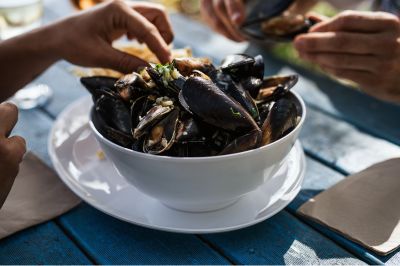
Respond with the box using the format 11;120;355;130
0;0;53;110
0;0;43;40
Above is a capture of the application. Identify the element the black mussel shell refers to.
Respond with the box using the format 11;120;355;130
133;104;173;139
213;71;259;120
95;94;132;136
91;108;133;148
256;74;298;102
261;97;298;145
219;129;262;155
240;76;263;99
241;16;317;42
182;77;259;133
221;54;264;82
81;76;118;94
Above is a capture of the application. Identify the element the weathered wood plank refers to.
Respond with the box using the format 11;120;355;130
300;108;400;174
0;221;91;264
57;204;231;265
201;210;365;265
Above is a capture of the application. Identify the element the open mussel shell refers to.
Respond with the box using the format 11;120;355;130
241;14;317;42
133;104;174;139
243;0;295;26
173;57;216;77
143;109;180;155
115;73;151;102
130;95;155;129
181;76;259;133
261;97;298;145
256;74;298;103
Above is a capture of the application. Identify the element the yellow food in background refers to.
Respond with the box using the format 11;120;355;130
72;45;193;78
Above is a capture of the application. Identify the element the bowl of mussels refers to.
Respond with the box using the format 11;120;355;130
82;54;305;212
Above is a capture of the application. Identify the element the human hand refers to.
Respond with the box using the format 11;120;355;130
200;0;246;42
294;11;400;104
0;103;26;209
52;0;174;73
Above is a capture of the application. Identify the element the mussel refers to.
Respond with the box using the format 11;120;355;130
240;0;317;42
181;76;259;133
83;53;301;157
143;109;180;154
261;97;298;145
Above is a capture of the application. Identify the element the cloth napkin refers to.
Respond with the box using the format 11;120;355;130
298;158;400;256
0;152;81;239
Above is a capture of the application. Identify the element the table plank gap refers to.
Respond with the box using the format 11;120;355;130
0;221;91;264
54;218;99;265
196;235;238;265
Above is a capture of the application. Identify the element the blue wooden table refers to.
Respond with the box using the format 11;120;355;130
1;1;400;264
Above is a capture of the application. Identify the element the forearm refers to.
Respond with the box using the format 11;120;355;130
0;23;60;102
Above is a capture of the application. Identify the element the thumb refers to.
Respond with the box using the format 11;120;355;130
101;46;149;74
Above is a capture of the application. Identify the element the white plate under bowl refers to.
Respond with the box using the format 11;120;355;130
48;96;306;234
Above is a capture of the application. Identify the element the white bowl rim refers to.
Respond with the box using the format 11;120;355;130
90;90;306;162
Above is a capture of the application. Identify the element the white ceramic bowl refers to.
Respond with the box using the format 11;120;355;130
90;91;306;212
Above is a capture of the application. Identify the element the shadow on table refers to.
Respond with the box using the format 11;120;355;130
202;209;361;265
58;202;358;265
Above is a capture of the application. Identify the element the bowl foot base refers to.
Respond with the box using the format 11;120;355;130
161;198;240;213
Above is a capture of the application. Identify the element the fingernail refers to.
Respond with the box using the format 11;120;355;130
232;12;242;24
294;39;305;51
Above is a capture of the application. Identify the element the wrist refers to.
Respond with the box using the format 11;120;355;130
31;21;64;63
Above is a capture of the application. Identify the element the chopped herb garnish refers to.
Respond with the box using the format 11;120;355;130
230;107;242;118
